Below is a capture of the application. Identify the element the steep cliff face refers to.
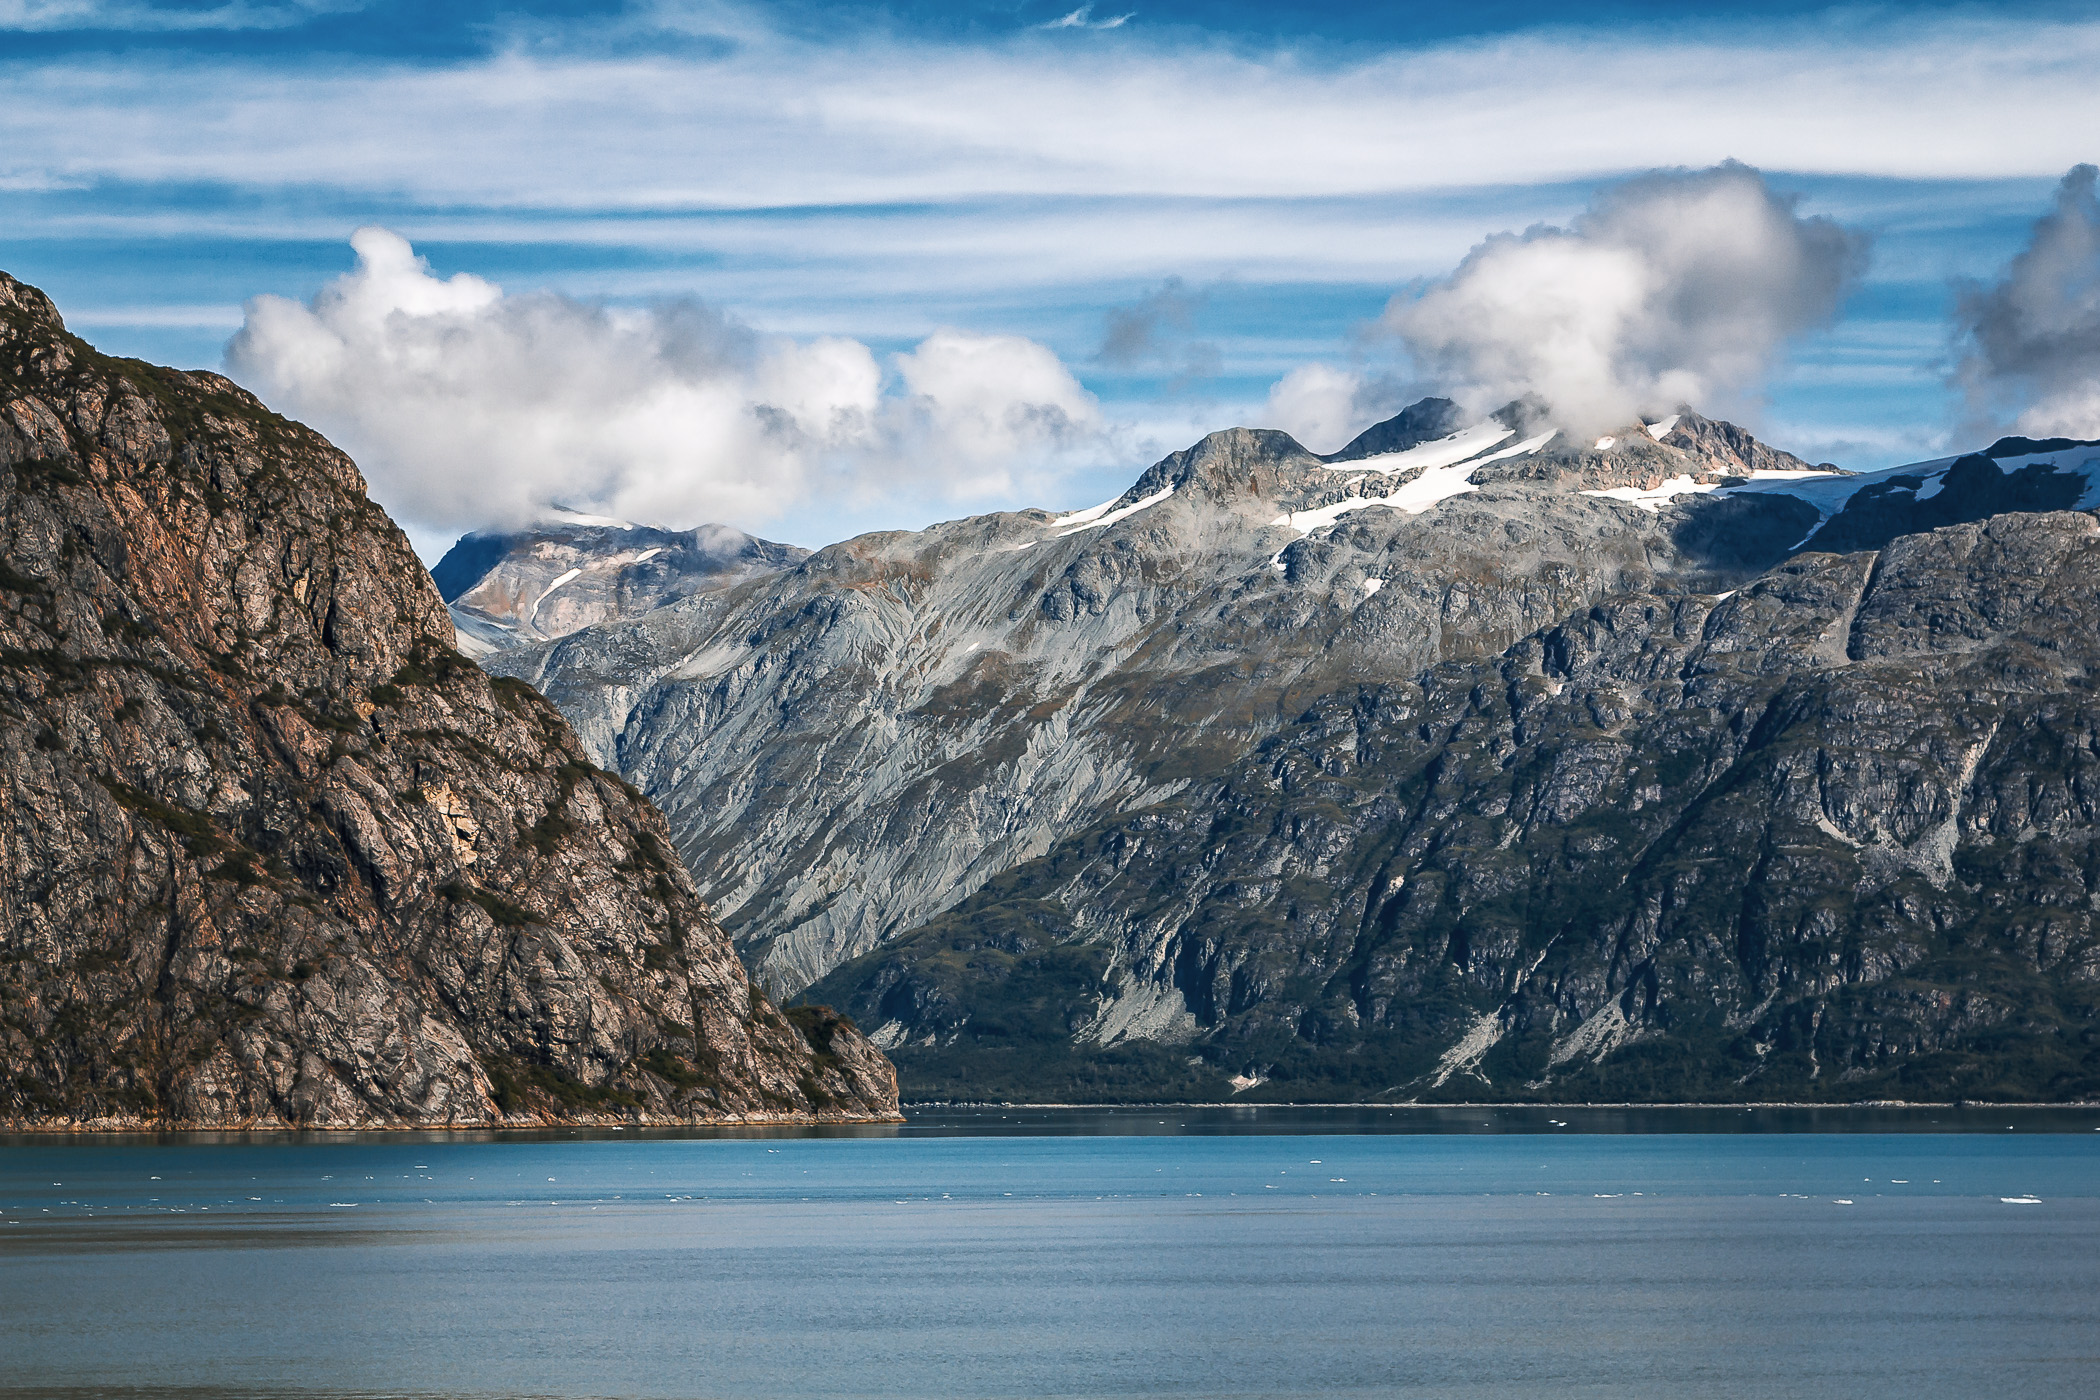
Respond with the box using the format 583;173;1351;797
0;271;897;1128
500;419;1759;993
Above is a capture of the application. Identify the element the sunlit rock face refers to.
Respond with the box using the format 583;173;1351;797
0;269;898;1128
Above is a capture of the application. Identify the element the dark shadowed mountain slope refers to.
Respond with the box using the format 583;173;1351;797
812;468;2100;1104
501;373;2100;1103
0;270;896;1128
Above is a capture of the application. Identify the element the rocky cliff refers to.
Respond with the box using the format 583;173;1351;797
0;270;898;1128
813;496;2100;1105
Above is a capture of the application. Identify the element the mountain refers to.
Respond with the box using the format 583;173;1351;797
814;444;2100;1104
434;513;808;655
0;269;897;1128
489;401;1830;989
504;391;2100;1104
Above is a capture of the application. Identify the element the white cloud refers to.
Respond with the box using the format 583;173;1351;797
224;229;1102;537
892;330;1100;494
1039;5;1132;30
1952;164;2100;440
4;14;2099;213
1258;365;1388;455
1381;162;1868;433
0;0;354;30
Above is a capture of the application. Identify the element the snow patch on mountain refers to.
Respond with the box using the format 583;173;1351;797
1335;420;1513;476
1052;485;1174;535
1586;466;1839;513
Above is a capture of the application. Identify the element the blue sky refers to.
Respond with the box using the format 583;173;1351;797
1;0;2091;551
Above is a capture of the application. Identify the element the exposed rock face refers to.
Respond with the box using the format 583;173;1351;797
812;455;2100;1104
436;514;808;655
510;378;2100;1103
494;408;1842;997
0;271;898;1128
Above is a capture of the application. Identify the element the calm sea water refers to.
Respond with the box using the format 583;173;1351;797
3;1107;2097;1399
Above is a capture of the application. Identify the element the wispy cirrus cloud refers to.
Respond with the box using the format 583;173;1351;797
0;0;358;31
1038;5;1131;30
3;0;2087;537
3;12;2096;211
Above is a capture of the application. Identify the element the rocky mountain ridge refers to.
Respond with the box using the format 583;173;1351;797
490;401;1841;990
495;389;2100;1103
0;269;898;1128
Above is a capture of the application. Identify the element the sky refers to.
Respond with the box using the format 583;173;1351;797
1;0;2094;555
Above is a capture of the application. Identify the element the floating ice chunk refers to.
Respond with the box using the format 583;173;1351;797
2001;1195;2043;1204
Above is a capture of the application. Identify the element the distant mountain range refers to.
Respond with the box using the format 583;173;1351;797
436;512;808;654
456;393;2100;1104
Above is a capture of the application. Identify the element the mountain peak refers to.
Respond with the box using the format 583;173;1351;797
0;271;65;337
1324;397;1466;463
436;518;811;654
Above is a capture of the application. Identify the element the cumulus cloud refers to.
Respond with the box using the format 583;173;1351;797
1951;164;2100;440
1260;364;1417;455
1380;162;1868;433
225;228;1101;537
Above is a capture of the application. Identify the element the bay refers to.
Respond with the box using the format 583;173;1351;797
3;1107;2097;1399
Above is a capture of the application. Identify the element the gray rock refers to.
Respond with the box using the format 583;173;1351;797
495;404;1848;997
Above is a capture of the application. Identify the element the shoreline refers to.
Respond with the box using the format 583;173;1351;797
0;1110;906;1135
904;1099;2100;1110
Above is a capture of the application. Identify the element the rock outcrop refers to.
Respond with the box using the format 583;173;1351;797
491;407;1843;993
0;270;898;1128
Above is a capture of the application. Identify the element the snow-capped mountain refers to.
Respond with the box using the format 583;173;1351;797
483;400;2100;1104
435;510;808;654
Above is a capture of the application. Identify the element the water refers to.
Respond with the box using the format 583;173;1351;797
3;1107;2098;1399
